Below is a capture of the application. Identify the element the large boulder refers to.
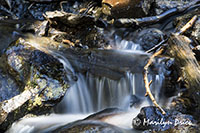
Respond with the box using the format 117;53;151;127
0;38;72;131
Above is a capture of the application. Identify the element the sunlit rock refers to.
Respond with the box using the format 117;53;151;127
0;38;71;131
102;0;154;18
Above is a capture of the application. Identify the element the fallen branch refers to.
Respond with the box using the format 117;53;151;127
143;48;166;114
176;15;198;35
146;39;167;53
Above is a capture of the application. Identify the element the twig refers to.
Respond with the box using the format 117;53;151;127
146;39;167;53
60;1;68;12
143;48;166;114
176;15;198;35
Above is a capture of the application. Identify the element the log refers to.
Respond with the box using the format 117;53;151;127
167;34;200;115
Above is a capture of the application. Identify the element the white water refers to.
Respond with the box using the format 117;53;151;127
7;101;151;133
7;114;90;133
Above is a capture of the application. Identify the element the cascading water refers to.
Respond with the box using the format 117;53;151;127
52;31;164;114
58;72;133;114
57;72;164;114
7;32;166;133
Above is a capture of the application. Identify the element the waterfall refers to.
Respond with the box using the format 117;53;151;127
55;37;165;114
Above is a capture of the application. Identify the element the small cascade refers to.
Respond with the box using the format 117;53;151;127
57;73;133;113
114;38;141;50
57;71;165;114
103;29;142;50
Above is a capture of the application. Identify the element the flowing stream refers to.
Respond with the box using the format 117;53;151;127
2;1;200;132
6;30;167;133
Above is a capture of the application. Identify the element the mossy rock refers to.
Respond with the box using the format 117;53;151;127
0;38;71;131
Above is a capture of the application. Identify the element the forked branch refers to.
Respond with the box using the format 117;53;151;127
143;48;166;114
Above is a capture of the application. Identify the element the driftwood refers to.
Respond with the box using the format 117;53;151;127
167;34;200;114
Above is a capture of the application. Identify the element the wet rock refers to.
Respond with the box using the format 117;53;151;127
0;68;20;102
59;49;150;80
49;25;108;48
5;0;88;19
161;124;200;133
9;0;62;20
48;107;135;132
44;11;96;28
0;21;21;55
44;11;108;48
132;106;197;132
161;59;179;98
0;38;71;131
85;108;124;121
52;120;130;133
130;95;142;107
45;10;107;28
134;28;166;51
102;0;155;18
170;95;198;119
192;17;200;43
1;0;84;20
155;0;192;15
